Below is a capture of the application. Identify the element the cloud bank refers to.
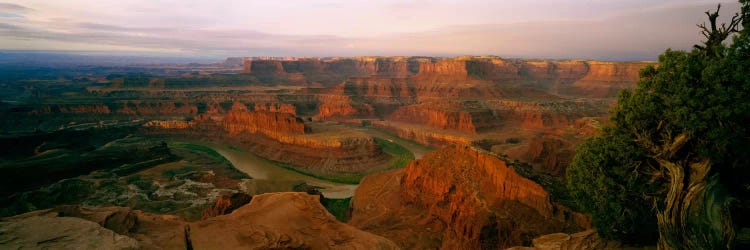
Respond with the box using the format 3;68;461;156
0;0;742;60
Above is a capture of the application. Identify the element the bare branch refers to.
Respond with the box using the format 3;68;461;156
695;4;742;57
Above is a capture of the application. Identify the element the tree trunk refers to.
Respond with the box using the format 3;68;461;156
655;158;734;249
656;159;685;250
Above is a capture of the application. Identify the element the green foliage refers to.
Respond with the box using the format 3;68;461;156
375;137;415;171
169;142;249;179
568;3;750;246
567;128;659;244
613;48;749;168
612;33;750;197
322;197;352;222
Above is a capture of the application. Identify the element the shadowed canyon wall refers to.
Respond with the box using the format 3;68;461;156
349;145;588;249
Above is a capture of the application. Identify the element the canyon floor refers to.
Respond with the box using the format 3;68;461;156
1;56;658;249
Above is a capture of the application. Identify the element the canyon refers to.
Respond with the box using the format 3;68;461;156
0;146;597;249
0;55;652;249
349;145;588;249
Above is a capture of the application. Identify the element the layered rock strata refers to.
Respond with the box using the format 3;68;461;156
145;104;390;176
372;121;473;147
237;57;649;101
349;145;587;249
224;110;310;136
389;101;501;134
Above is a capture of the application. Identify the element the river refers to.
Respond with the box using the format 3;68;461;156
192;127;433;198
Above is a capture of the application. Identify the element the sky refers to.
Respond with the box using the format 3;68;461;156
0;0;743;60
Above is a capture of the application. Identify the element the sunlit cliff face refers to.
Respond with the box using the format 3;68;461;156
0;1;742;60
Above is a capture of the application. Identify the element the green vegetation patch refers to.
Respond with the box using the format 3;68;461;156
375;137;415;171
170;142;229;164
322;197;352;222
273;162;362;184
168;142;249;180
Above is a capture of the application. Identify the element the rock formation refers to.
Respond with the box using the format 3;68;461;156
371;121;473;147
190;192;399;249
350;145;587;249
0;205;184;249
1;193;398;250
201;192;253;219
316;94;367;119
140;101;390;177
240;57;431;86
253;102;296;115
338;77;416;99
505;230;628;250
224;110;310;136
0;215;140;249
526;136;574;176
389;101;501;134
144;120;194;129
1;55;663;249
231;131;390;175
237;57;649;93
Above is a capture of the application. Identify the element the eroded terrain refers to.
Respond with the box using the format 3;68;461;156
0;56;650;249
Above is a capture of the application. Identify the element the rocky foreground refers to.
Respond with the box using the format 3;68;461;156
0;193;398;249
1;145;640;250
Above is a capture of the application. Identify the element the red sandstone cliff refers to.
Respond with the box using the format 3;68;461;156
390;105;477;133
316;94;373;119
350;145;588;249
242;57;431;86
401;145;555;249
195;57;647;96
577;61;647;83
371;121;473;147
337;77;416;99
143;120;194;129
567;61;652;97
140;102;390;176
201;193;253;220
253;102;296;115
232;131;390;175
416;59;470;80
310;57;643;121
31;57;647;121
525;136;575;177
389;100;502;134
223;110;309;137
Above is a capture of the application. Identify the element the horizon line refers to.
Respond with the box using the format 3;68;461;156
0;49;661;63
